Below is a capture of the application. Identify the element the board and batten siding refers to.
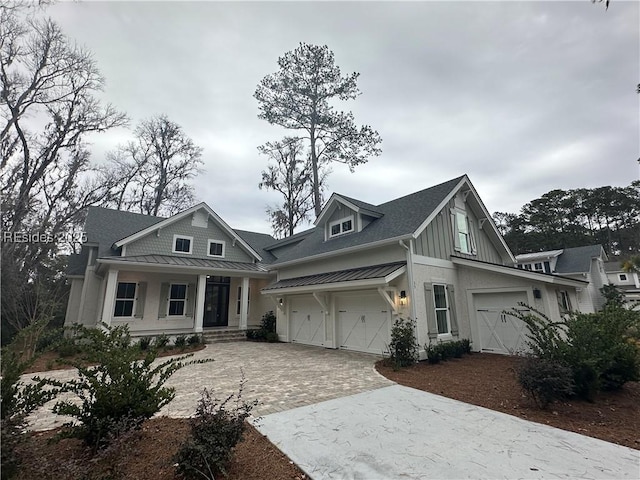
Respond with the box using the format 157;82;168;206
414;198;503;264
125;213;254;262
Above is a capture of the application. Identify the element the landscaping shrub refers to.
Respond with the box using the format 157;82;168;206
261;310;276;333
138;336;153;351
387;318;418;369
246;311;277;342
424;339;472;365
175;376;258;479
265;331;279;343
513;304;640;401
174;334;187;349
425;344;441;364
1;321;63;478
35;327;64;353
516;356;575;408
154;333;170;349
187;334;202;346
38;324;212;451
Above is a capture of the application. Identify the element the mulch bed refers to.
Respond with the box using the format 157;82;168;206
376;353;640;450
24;344;207;374
16;418;306;480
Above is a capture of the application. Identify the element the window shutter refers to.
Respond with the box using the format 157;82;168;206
134;282;146;318
447;284;459;337
467;218;477;255
450;209;461;252
185;283;196;317
159;283;169;318
424;283;438;340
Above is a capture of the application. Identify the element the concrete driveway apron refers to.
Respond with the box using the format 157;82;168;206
254;385;640;480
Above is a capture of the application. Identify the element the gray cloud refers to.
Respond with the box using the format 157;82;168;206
47;1;639;234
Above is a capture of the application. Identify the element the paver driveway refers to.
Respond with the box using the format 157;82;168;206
26;342;393;431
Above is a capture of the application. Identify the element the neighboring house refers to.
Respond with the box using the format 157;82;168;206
604;261;640;308
66;175;587;357
515;245;609;313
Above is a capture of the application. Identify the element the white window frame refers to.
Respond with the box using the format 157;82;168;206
433;284;451;336
114;282;137;317
452;209;476;255
329;215;354;238
619;273;627;282
172;235;193;254
558;290;572;314
236;285;250;315
207;239;226;258
534;262;544;272
167;283;188;317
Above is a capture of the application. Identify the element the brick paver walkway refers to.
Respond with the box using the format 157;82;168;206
25;342;394;431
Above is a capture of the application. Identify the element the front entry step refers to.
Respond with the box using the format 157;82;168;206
202;329;246;343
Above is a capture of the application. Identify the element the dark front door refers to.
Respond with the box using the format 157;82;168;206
203;276;230;327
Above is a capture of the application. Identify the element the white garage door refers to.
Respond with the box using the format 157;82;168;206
474;291;530;355
337;293;390;355
290;296;325;347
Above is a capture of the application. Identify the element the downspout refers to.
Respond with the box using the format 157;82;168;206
399;240;417;322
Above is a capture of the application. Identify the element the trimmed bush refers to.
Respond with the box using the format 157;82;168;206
426;344;441;364
513;304;640;401
153;333;170;349
38;324;212;450
246;311;277;342
175;377;258;479
387;318;418;369
516;356;575;408
265;331;279;343
138;336;153;351
260;311;276;333
187;334;202;346
174;334;187;349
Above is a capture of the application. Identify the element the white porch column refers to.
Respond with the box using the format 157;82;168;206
194;274;207;333
101;269;119;328
240;277;249;330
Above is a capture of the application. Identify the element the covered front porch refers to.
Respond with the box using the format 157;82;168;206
96;255;273;335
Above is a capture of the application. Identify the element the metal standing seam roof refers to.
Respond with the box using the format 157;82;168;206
98;254;269;272
262;262;406;291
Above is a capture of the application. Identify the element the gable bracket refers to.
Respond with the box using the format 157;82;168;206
377;287;398;315
479;218;488;229
155;228;161;237
312;292;328;311
462;190;471;202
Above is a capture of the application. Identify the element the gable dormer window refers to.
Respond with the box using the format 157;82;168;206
329;216;354;238
451;209;476;255
173;235;193;254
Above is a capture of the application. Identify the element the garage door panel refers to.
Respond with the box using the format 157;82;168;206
337;293;390;355
290;296;325;347
474;292;530;355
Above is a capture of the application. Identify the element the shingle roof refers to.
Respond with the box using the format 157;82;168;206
85;206;165;257
101;254;269;272
334;194;383;217
604;261;625;273
270;175;465;265
234;230;278;263
554;245;605;274
263;262;406;291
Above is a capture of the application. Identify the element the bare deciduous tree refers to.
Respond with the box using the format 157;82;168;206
258;137;327;238
99;114;203;217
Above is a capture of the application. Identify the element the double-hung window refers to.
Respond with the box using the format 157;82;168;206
168;284;188;316
452;209;476;255
114;282;136;317
433;284;450;335
558;290;572;314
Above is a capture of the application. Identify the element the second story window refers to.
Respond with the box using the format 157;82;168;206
208;239;225;257
173;235;193;254
329;216;354;238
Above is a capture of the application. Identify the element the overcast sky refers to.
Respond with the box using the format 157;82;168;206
46;0;639;234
